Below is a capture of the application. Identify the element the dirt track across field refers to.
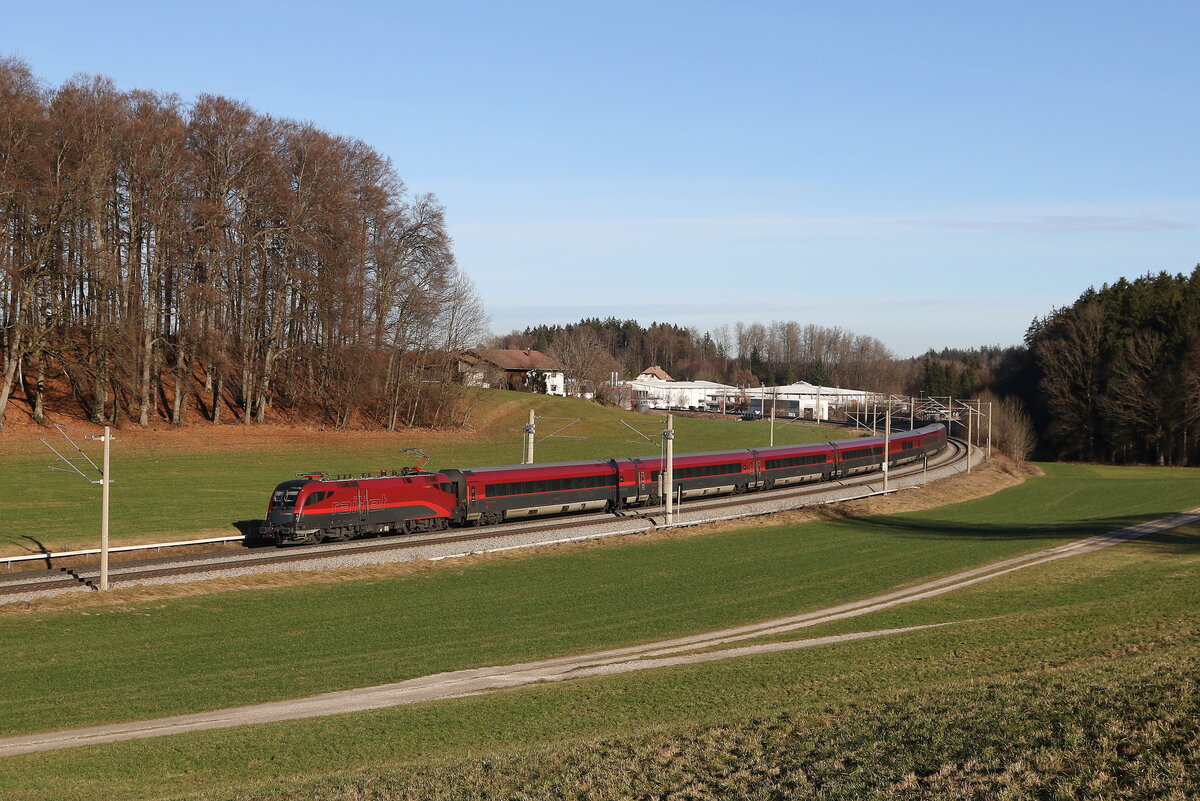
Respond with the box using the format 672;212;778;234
2;507;1194;757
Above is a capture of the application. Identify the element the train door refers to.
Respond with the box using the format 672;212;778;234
752;454;764;489
356;488;369;525
627;459;643;503
438;468;472;523
607;459;623;509
367;491;382;525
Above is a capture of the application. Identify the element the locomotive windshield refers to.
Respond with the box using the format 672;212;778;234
270;484;303;510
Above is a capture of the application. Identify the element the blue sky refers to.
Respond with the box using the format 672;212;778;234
5;1;1197;356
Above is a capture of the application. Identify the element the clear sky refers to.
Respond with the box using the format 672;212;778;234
5;1;1197;356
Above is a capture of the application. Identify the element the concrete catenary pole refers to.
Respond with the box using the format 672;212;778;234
770;389;777;446
883;408;890;493
987;401;993;458
664;414;675;526
967;403;973;475
524;410;535;464
100;425;111;591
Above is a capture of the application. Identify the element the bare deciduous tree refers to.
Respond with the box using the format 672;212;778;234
981;390;1035;463
550;326;619;397
0;60;478;431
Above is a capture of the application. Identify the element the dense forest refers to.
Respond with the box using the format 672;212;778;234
0;58;488;432
1010;269;1200;465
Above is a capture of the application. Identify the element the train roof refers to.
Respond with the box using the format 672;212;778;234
301;471;444;486
833;437;883;448
750;441;836;456
664;449;754;461
449;459;616;476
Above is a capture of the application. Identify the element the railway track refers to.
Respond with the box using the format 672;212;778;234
0;438;971;599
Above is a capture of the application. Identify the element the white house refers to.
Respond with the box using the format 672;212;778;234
635;365;674;382
456;349;567;396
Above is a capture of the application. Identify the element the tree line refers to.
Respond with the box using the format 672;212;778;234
502;318;910;394
0;58;488;431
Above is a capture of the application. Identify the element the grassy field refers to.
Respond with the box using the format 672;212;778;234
0;462;1197;798
0;390;843;554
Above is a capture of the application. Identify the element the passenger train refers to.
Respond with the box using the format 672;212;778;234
261;423;947;545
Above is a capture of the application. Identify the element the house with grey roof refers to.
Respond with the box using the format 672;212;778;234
456;349;567;395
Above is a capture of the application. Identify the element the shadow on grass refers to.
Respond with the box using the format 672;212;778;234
835;511;1200;549
232;520;273;549
0;535;55;568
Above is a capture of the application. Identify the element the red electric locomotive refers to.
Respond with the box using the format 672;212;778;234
262;470;458;544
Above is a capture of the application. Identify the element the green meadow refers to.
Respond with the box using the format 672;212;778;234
0;461;1197;799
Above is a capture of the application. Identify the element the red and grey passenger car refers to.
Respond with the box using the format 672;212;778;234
440;460;620;526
